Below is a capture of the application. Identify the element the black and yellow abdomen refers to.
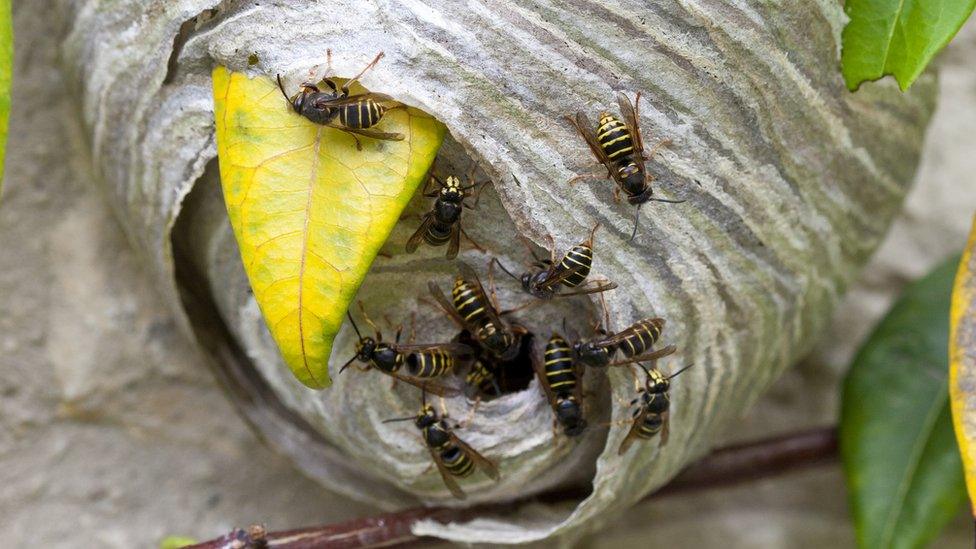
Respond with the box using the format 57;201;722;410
452;278;489;326
337;99;386;129
424;221;454;247
406;349;455;378
597;114;634;162
618;318;665;358
634;392;670;439
556;243;593;288
425;423;475;477
544;335;577;395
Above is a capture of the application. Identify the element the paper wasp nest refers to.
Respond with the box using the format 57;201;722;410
61;0;936;544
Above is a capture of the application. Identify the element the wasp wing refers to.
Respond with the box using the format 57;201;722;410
618;406;649;455
607;344;677;367
566;112;613;177
659;410;670;447
555;280;618;297
428;447;466;499
427;281;469;330
312;92;397;107
382;370;461;397
594;318;665;348
446;223;461;260
327;124;404;141
531;262;587;292
616;91;646;163
406;213;435;253
449;432;500;480
392;342;473;355
457;262;506;330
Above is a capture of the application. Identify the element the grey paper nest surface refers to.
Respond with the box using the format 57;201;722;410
61;0;936;544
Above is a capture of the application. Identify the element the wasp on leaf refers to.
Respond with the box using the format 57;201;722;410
566;91;684;240
277;51;404;150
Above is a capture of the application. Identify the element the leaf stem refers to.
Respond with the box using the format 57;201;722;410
184;426;838;548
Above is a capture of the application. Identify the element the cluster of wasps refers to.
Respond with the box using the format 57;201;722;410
277;53;691;499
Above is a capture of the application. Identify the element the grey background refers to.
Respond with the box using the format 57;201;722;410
1;5;974;549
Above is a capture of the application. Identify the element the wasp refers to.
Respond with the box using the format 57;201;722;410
566;91;684;240
531;333;587;437
619;362;693;454
384;390;499;499
406;173;486;260
276;52;404;149
492;222;617;301
573;316;677;369
338;305;470;397
428;263;526;362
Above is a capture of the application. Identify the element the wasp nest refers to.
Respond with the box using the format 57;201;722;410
61;0;935;544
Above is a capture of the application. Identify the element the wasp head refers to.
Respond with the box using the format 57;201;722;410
291;82;319;113
574;340;611;368
355;336;377;361
556;397;586;434
617;163;645;192
644;367;669;394
415;404;438;428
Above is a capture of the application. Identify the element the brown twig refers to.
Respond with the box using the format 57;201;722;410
185;426;838;549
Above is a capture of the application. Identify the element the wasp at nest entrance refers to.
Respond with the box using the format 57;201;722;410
455;327;536;397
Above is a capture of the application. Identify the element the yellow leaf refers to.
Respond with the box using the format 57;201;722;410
950;214;976;515
212;66;446;389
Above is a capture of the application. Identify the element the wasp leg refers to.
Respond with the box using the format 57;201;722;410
341;51;384;96
645;138;672;159
613;186;622;204
460;226;486;254
455;396;481;429
568;172;604;186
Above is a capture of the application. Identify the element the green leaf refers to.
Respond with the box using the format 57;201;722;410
841;0;976;91
0;0;12;194
212;66;446;389
159;536;197;549
841;256;967;549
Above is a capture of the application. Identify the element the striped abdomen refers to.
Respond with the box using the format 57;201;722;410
338;99;386;129
406;349;455;378
465;361;497;394
618;318;665;358
425;424;475;477
544;335;577;396
424;220;454;247
634;392;669;439
597;114;634;162
556;244;593;288
452;278;491;328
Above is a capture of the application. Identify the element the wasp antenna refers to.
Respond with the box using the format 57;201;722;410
276;74;290;103
347;311;364;340
649;196;686;204
491;257;520;281
629;204;642;242
337;354;358;374
637;362;653;379
587;222;601;246
667;363;695;380
382;416;416;424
